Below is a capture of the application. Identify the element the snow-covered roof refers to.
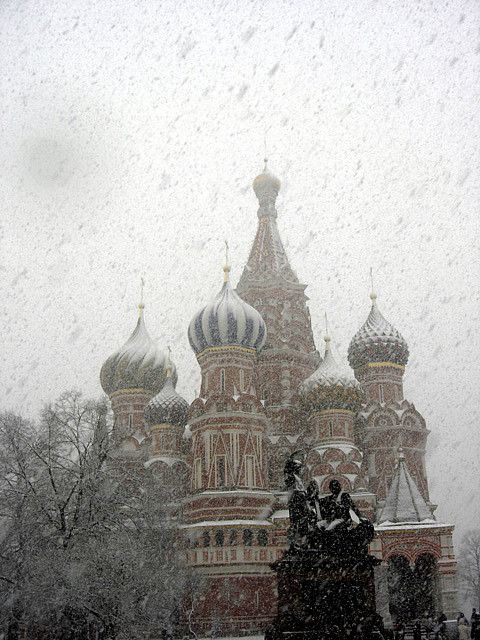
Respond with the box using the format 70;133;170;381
348;294;409;370
181;519;272;529
377;450;433;524
271;509;289;520
144;455;185;468
301;337;359;393
188;270;266;354
100;308;174;395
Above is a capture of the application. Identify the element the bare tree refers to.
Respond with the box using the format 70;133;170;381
0;390;191;640
458;530;480;610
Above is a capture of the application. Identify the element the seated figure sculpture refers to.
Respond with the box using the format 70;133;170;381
285;454;374;558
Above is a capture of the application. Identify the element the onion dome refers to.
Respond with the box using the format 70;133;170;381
145;354;188;427
188;255;267;355
252;159;281;215
300;334;363;411
348;292;409;370
100;304;176;396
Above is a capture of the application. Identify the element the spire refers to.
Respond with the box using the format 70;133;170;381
139;277;145;318
378;451;433;524
238;163;298;288
223;240;231;283
165;346;173;378
324;312;331;349
369;267;377;304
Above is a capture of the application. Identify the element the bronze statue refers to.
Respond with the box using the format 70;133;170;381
284;453;374;557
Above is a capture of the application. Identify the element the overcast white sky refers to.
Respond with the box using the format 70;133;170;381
0;0;479;542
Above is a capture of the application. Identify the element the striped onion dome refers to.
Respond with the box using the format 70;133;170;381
100;306;176;396
300;336;362;411
188;266;267;355
144;369;188;427
348;293;409;370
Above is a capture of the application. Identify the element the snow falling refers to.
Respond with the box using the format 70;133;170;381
0;0;479;636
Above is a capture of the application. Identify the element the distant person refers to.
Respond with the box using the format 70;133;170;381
424;614;435;639
458;616;470;640
435;612;447;639
472;609;480;640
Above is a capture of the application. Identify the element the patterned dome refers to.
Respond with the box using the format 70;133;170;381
188;268;267;355
100;308;176;396
145;374;188;427
300;336;363;411
348;294;409;370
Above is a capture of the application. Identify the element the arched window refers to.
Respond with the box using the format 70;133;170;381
220;368;226;392
245;455;255;488
215;529;224;547
202;531;210;547
239;368;245;392
379;384;385;403
243;529;253;546
229;529;238;546
215;456;226;487
328;420;334;437
257;530;268;547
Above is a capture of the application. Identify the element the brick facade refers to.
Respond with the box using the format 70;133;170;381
100;165;457;634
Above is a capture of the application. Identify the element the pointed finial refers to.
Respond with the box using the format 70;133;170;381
223;240;231;282
369;267;377;303
138;277;145;317
324;312;331;350
165;345;173;378
263;130;268;173
397;445;405;460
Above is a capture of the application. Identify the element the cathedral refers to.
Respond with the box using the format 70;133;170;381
99;164;458;634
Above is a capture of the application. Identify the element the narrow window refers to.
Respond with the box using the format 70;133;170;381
368;454;376;477
127;414;133;429
215;529;224;547
328;420;334;437
261;387;267;405
220;368;226;392
194;458;202;489
239;368;245;392
245;455;255;488
204;371;209;392
229;529;238;546
379;384;384;403
202;531;210;547
344;421;349;436
216;455;226;487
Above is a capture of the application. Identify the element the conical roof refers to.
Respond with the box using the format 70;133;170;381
300;336;363;411
348;293;409;370
378;450;433;524
100;309;175;396
237;161;299;288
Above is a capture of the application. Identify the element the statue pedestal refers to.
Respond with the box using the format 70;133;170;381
267;548;380;640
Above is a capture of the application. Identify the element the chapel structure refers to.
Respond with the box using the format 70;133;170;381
99;163;458;634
